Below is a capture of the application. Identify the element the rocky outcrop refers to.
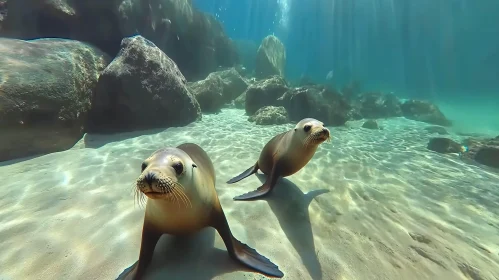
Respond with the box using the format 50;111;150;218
248;106;289;125
0;0;238;81
188;74;224;113
427;138;465;154
278;85;353;126
188;67;248;113
362;120;379;130
424;126;449;135
244;75;289;115
461;137;499;169
401;100;451;126
255;35;286;79
0;37;110;162
87;35;201;133
355;92;402;119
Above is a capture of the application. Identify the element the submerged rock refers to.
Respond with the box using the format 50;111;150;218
355;92;402;119
424;126;449;135
401;100;451;126
188;75;224;113
248;106;289;125
461;137;499;169
0;37;110;162
362;120;380;130
0;0;238;81
427;138;465;154
255;35;286;79
88;35;201;133
244;75;289;115
278;85;352;126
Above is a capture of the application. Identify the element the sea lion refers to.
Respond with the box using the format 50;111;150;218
118;143;284;279
227;118;330;200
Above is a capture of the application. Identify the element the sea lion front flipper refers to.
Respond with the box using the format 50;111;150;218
226;162;259;184
232;166;279;200
211;206;284;278
117;223;162;280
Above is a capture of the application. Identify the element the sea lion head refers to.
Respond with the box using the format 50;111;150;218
135;148;197;203
294;118;331;147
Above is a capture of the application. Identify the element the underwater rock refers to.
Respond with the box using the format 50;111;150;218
87;35;201;133
277;85;352;126
427;138;465;154
209;67;248;102
0;0;238;81
244;75;289;115
401;100;451;126
248;106;289;125
255;35;286;79
424;126;449;135
461;137;499;169
341;80;362;100
355;92;402;119
362;120;379;130
188;67;248;113
0;37;110;162
234;92;246;109
188;75;224;113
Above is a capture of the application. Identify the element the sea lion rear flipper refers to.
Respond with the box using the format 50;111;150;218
211;207;284;278
233;166;279;200
226;162;259;184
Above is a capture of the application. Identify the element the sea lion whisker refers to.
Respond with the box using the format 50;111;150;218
172;182;192;208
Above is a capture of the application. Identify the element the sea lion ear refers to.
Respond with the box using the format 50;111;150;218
294;128;297;131
192;163;197;168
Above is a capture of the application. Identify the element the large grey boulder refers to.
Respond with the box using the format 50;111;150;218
87;35;201;133
255;35;286;79
0;37;110;162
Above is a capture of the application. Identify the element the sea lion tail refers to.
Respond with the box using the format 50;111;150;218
226;162;258;184
231;238;284;278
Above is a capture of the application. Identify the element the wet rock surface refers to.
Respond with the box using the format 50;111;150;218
87;35;201;133
427;138;464;154
354;92;402;119
189;67;248;113
278;85;353;126
255;35;286;79
0;0;238;81
244;75;289;115
0;37;110;162
362;120;380;130
248;106;289;125
401;99;451;126
461;137;499;169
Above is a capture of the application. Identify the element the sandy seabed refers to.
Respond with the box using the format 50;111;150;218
1;108;498;280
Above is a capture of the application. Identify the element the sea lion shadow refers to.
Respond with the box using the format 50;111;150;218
117;228;251;280
254;173;328;280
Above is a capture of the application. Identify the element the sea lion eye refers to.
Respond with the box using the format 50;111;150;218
173;162;183;175
141;162;147;171
304;125;311;132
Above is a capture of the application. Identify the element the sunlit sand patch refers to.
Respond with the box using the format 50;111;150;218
0;108;498;280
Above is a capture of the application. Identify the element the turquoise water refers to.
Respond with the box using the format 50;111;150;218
0;1;498;280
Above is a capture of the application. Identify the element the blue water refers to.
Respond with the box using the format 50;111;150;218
195;0;499;98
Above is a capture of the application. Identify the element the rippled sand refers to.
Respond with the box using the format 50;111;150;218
1;108;498;280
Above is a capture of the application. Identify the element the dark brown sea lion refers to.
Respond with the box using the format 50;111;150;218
227;118;330;200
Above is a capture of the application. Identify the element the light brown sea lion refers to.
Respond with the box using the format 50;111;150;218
227;118;330;200
118;143;284;279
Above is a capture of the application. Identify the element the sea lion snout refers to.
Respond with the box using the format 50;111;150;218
136;169;177;198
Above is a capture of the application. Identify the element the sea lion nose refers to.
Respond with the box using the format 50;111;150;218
322;128;329;134
144;172;156;185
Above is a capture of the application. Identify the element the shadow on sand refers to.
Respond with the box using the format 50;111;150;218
116;227;257;280
249;173;329;280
